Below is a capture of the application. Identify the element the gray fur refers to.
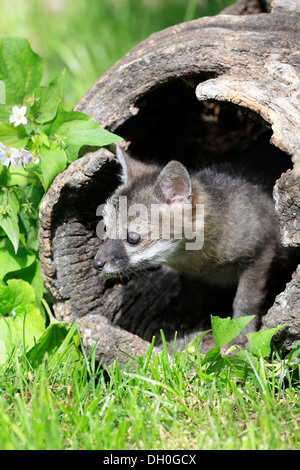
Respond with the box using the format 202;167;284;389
93;145;283;346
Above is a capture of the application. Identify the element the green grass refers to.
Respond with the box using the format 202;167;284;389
0;335;299;450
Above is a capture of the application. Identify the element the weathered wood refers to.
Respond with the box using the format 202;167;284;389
39;0;300;366
262;266;300;353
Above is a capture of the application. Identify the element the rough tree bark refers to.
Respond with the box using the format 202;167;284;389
39;0;300;367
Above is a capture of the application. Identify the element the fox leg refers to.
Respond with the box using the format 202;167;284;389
232;247;276;346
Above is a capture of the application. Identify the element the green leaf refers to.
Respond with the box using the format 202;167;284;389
0;122;29;149
201;345;221;366
31;144;67;191
0;306;45;364
187;330;210;353
43;106;89;136
211;315;255;347
247;325;286;358
4;259;44;302
26;321;81;368
0;162;37;188
14;185;44;252
26;70;65;124
0;37;44;103
180;330;210;368
9;304;45;344
0;238;35;280
0;279;36;316
287;341;300;364
0;188;20;253
226;349;259;379
208;349;259;381
0;279;45;364
55;118;123;163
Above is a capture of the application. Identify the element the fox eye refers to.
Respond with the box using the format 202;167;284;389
127;232;141;245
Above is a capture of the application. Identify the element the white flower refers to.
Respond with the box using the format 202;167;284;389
0;142;20;168
9;105;28;127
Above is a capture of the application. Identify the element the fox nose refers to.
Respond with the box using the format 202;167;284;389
92;258;106;271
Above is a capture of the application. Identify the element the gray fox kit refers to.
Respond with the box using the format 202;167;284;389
93;144;283;345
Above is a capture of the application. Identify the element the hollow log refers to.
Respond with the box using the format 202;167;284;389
39;0;300;366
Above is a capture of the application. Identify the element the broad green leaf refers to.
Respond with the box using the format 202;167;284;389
43;106;90;136
0;122;29;149
55;118;123;163
25;70;65;124
0;279;36;316
31;144;67;191
0;37;44;103
247;325;286;358
0;279;45;364
20;179;45;206
225;349;259;379
0;188;20;253
0;238;35;280
9;304;45;344
208;349;259;381
211;315;255;347
0;306;45;364
0;162;37;188
5;259;44;302
26;322;81;368
201;345;221;366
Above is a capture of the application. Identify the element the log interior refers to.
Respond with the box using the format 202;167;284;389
112;78;297;347
116;76;288;169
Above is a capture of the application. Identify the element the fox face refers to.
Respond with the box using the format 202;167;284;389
94;198;182;276
92;145;202;276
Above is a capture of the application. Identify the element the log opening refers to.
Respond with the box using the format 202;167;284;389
115;75;290;169
39;0;300;364
112;78;298;347
47;80;298;350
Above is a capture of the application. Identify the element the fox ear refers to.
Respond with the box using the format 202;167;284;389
153;161;192;205
115;143;159;184
115;144;129;184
